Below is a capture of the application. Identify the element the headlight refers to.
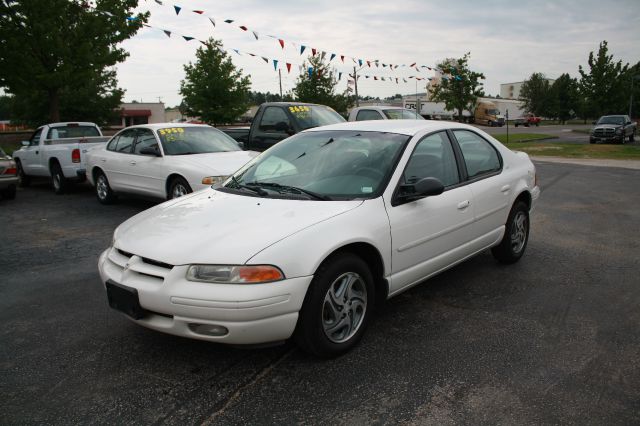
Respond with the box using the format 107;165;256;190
202;176;227;185
186;265;285;284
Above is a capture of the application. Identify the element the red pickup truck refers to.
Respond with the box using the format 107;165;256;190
514;113;541;127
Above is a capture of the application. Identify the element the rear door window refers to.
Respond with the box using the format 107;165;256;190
110;129;136;153
453;130;502;179
356;110;384;121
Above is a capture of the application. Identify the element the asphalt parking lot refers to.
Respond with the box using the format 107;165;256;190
1;161;639;425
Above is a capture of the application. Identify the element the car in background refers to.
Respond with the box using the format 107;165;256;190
0;147;18;200
514;113;541;127
86;123;258;204
348;106;425;121
99;120;539;357
11;122;110;194
590;115;636;144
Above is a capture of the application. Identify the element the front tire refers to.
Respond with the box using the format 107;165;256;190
295;253;375;358
487;120;493;127
51;162;68;194
95;171;117;204
492;201;530;264
629;132;635;143
168;177;192;199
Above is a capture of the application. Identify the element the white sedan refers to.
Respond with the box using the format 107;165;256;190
86;123;258;203
99;120;540;357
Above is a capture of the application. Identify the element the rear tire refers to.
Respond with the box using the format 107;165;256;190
295;253;375;358
168;177;192;199
51;162;68;195
492;201;530;264
16;160;30;187
95;171;117;204
487;120;493;127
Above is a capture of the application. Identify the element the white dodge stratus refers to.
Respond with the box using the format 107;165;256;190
99;120;540;357
86;123;257;203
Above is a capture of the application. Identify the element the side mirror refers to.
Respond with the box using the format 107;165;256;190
21;141;30;147
397;177;444;203
139;146;161;156
236;141;245;150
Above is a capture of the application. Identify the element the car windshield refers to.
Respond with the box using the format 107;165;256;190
487;109;500;116
288;105;346;130
222;130;409;200
157;126;241;155
383;109;424;120
597;116;624;125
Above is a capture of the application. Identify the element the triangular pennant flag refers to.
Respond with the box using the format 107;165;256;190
358;59;363;66
312;48;317;56
193;10;204;14
275;38;283;49
403;78;407;83
374;76;378;80
396;78;399;84
154;0;163;4
300;45;306;55
163;30;171;37
321;51;327;60
262;57;269;63
382;64;387;68
286;63;291;73
330;53;336;62
410;62;416;67
183;36;194;41
232;49;241;55
273;59;278;71
366;61;371;67
338;72;342;80
240;25;248;31
248;53;256;57
365;75;369;79
381;77;386;81
308;67;313;78
340;55;345;63
252;31;259;40
173;5;181;15
208;17;215;27
224;19;234;23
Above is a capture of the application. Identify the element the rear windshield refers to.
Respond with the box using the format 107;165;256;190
383;109;424;120
48;125;100;139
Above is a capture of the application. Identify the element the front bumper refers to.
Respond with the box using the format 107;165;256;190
590;134;623;143
98;247;313;345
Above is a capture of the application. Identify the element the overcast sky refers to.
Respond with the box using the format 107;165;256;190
117;0;640;107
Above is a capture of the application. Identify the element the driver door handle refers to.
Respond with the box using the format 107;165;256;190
501;184;511;193
130;160;136;165
457;200;470;210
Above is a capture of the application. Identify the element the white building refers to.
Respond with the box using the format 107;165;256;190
500;79;555;100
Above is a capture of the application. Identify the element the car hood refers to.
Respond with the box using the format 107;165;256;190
168;151;259;175
114;189;363;266
593;124;621;130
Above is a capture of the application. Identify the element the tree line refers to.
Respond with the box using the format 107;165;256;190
519;41;639;123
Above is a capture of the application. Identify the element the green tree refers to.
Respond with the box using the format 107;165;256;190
578;40;629;118
519;72;552;117
624;61;640;118
548;73;580;124
292;54;353;114
430;53;485;122
0;0;147;124
180;38;251;125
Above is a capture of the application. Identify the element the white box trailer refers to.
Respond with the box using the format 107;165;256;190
403;98;525;122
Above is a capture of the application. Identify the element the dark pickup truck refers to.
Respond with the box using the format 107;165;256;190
590;115;637;144
221;102;345;151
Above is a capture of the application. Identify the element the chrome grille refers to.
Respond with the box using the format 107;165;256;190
593;128;614;137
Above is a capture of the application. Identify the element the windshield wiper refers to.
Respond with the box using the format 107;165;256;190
228;176;268;196
247;182;332;201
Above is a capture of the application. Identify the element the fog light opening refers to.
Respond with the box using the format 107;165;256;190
188;323;229;337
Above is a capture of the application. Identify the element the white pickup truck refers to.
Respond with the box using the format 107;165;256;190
13;122;110;194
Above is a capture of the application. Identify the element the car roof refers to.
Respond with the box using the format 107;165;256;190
352;106;408;111
304;119;476;136
121;123;213;131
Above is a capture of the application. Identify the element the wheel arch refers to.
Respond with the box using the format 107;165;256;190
165;173;188;197
317;242;389;308
48;156;61;171
514;190;532;211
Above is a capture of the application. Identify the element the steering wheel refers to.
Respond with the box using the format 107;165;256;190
354;167;385;181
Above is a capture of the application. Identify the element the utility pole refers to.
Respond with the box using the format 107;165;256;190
415;79;420;116
629;75;640;117
278;69;283;100
349;66;360;107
